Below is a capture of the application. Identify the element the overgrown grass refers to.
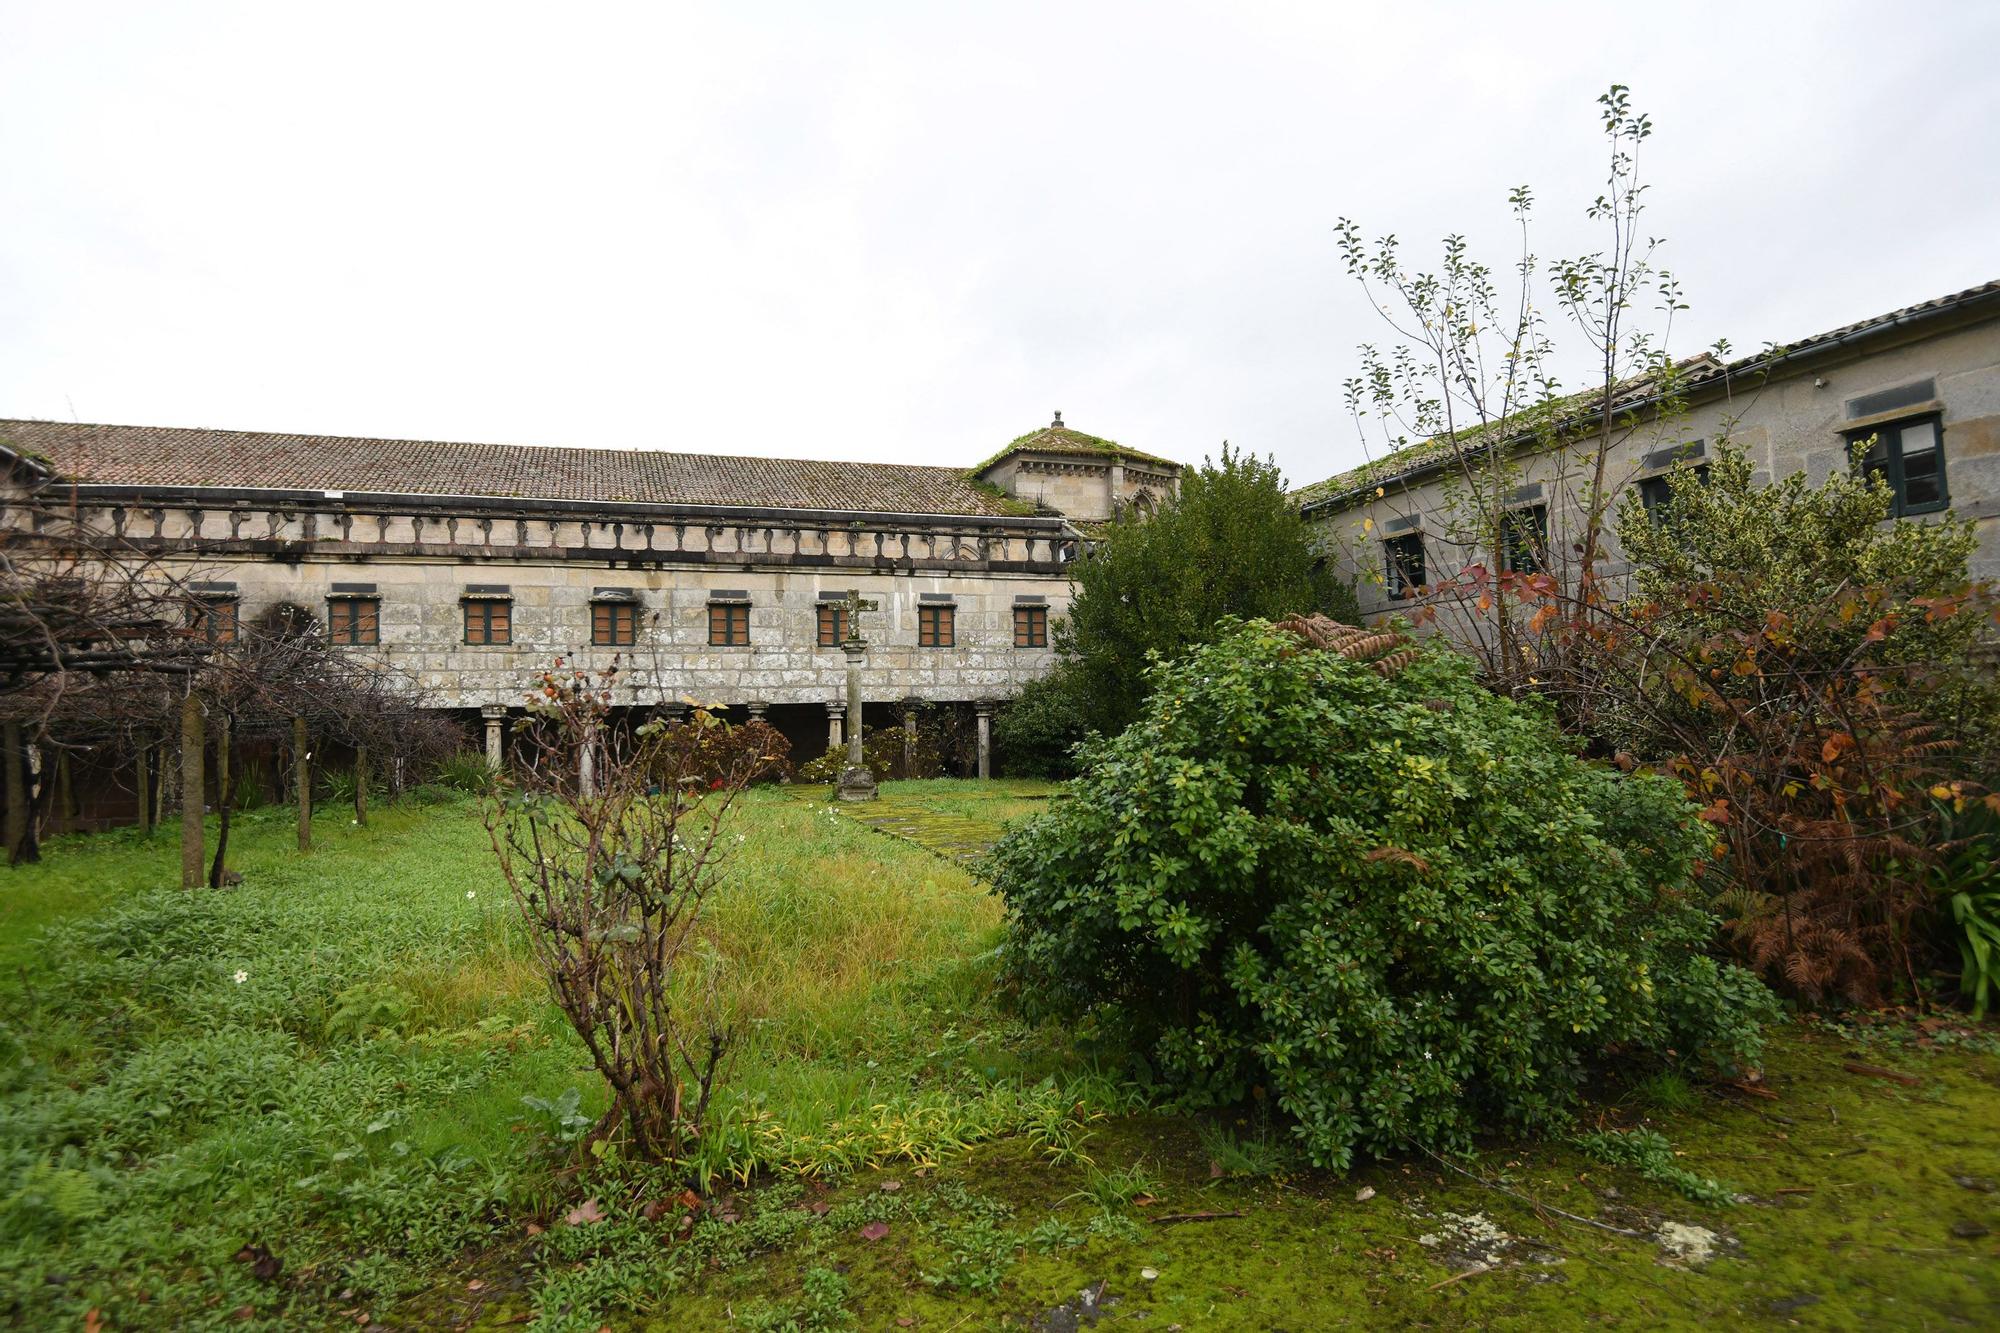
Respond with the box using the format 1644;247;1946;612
0;783;1112;1329
2;783;1995;1331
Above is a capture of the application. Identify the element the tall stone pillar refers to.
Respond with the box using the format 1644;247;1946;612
825;700;845;752
900;697;920;780
837;641;877;802
481;705;508;771
975;701;993;780
746;700;769;722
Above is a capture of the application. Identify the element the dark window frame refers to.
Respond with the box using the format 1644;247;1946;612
1500;504;1548;575
462;598;512;646
1013;604;1048;647
1382;533;1426;599
327;596;381;646
708;602;750;647
1636;463;1711;527
1847;412;1948;516
917;603;955;648
591;601;638;647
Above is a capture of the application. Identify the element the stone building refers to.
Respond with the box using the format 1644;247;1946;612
0;413;1179;772
1298;279;2000;617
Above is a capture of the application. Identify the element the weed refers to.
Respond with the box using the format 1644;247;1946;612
918;1214;1016;1294
1197;1118;1296;1177
1024;1216;1084;1252
1061;1160;1160;1213
1628;1070;1700;1115
1575;1127;1738;1206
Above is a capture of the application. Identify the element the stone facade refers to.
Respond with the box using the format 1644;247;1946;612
1300;281;2000;618
1;417;1178;756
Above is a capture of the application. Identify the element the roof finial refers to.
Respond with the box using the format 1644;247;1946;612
1052;410;1064;429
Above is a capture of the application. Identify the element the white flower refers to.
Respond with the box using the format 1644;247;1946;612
232;969;248;985
466;890;477;900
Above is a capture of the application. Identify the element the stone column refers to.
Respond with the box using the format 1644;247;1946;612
179;694;204;889
825;700;845;752
293;716;311;853
975;701;993;780
900;697;920;779
746;700;769;723
837;641;877;801
481;704;508;771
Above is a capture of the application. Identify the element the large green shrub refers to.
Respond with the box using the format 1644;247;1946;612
989;621;1777;1168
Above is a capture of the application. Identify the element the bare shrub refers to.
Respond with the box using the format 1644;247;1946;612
484;664;777;1163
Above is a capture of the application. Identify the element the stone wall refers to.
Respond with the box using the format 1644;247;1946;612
1308;312;2000;618
6;493;1074;711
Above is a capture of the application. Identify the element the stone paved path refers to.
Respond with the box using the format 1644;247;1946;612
791;787;1047;867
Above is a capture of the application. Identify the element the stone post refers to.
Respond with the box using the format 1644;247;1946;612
136;740;153;836
179;694;204;889
481;704;508;771
825;700;844;753
975;701;993;780
837;639;877;802
900;697;920;780
293;716;311;853
354;745;369;827
746;700;769;723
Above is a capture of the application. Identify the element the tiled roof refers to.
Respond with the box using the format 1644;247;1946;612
975;417;1179;474
1294;277;2000;511
0;419;1034;518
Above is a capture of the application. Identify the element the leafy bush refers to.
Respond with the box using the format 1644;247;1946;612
433;750;494;793
988;619;1778;1169
1935;802;2000;1018
1596;444;2000;1005
992;665;1095;778
652;716;793;787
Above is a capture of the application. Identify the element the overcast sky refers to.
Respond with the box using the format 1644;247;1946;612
3;1;1995;489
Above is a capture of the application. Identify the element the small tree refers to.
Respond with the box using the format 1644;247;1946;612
485;665;783;1163
1335;84;1694;708
1000;445;1353;772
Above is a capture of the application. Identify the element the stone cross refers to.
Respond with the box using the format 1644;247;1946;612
836;588;880;802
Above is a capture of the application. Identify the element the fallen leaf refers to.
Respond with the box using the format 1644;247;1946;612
860;1221;890;1242
1208;1160;1225;1179
879;1180;903;1193
808;1201;831;1216
564;1198;607;1226
232;1306;256;1321
1141;1267;1159;1281
466;1279;486;1292
85;1310;103;1333
896;1320;915;1329
524;1223;544;1237
233;1243;283;1282
1354;1186;1376;1202
1131;1193;1157;1207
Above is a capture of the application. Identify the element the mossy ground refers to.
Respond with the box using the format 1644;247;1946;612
3;780;1994;1330
423;1019;1998;1330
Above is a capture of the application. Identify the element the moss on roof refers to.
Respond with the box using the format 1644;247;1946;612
974;422;1179;475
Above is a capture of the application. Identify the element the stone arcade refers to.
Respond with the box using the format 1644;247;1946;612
0;413;1180;798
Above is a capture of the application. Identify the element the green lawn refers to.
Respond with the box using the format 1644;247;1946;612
0;782;1995;1330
